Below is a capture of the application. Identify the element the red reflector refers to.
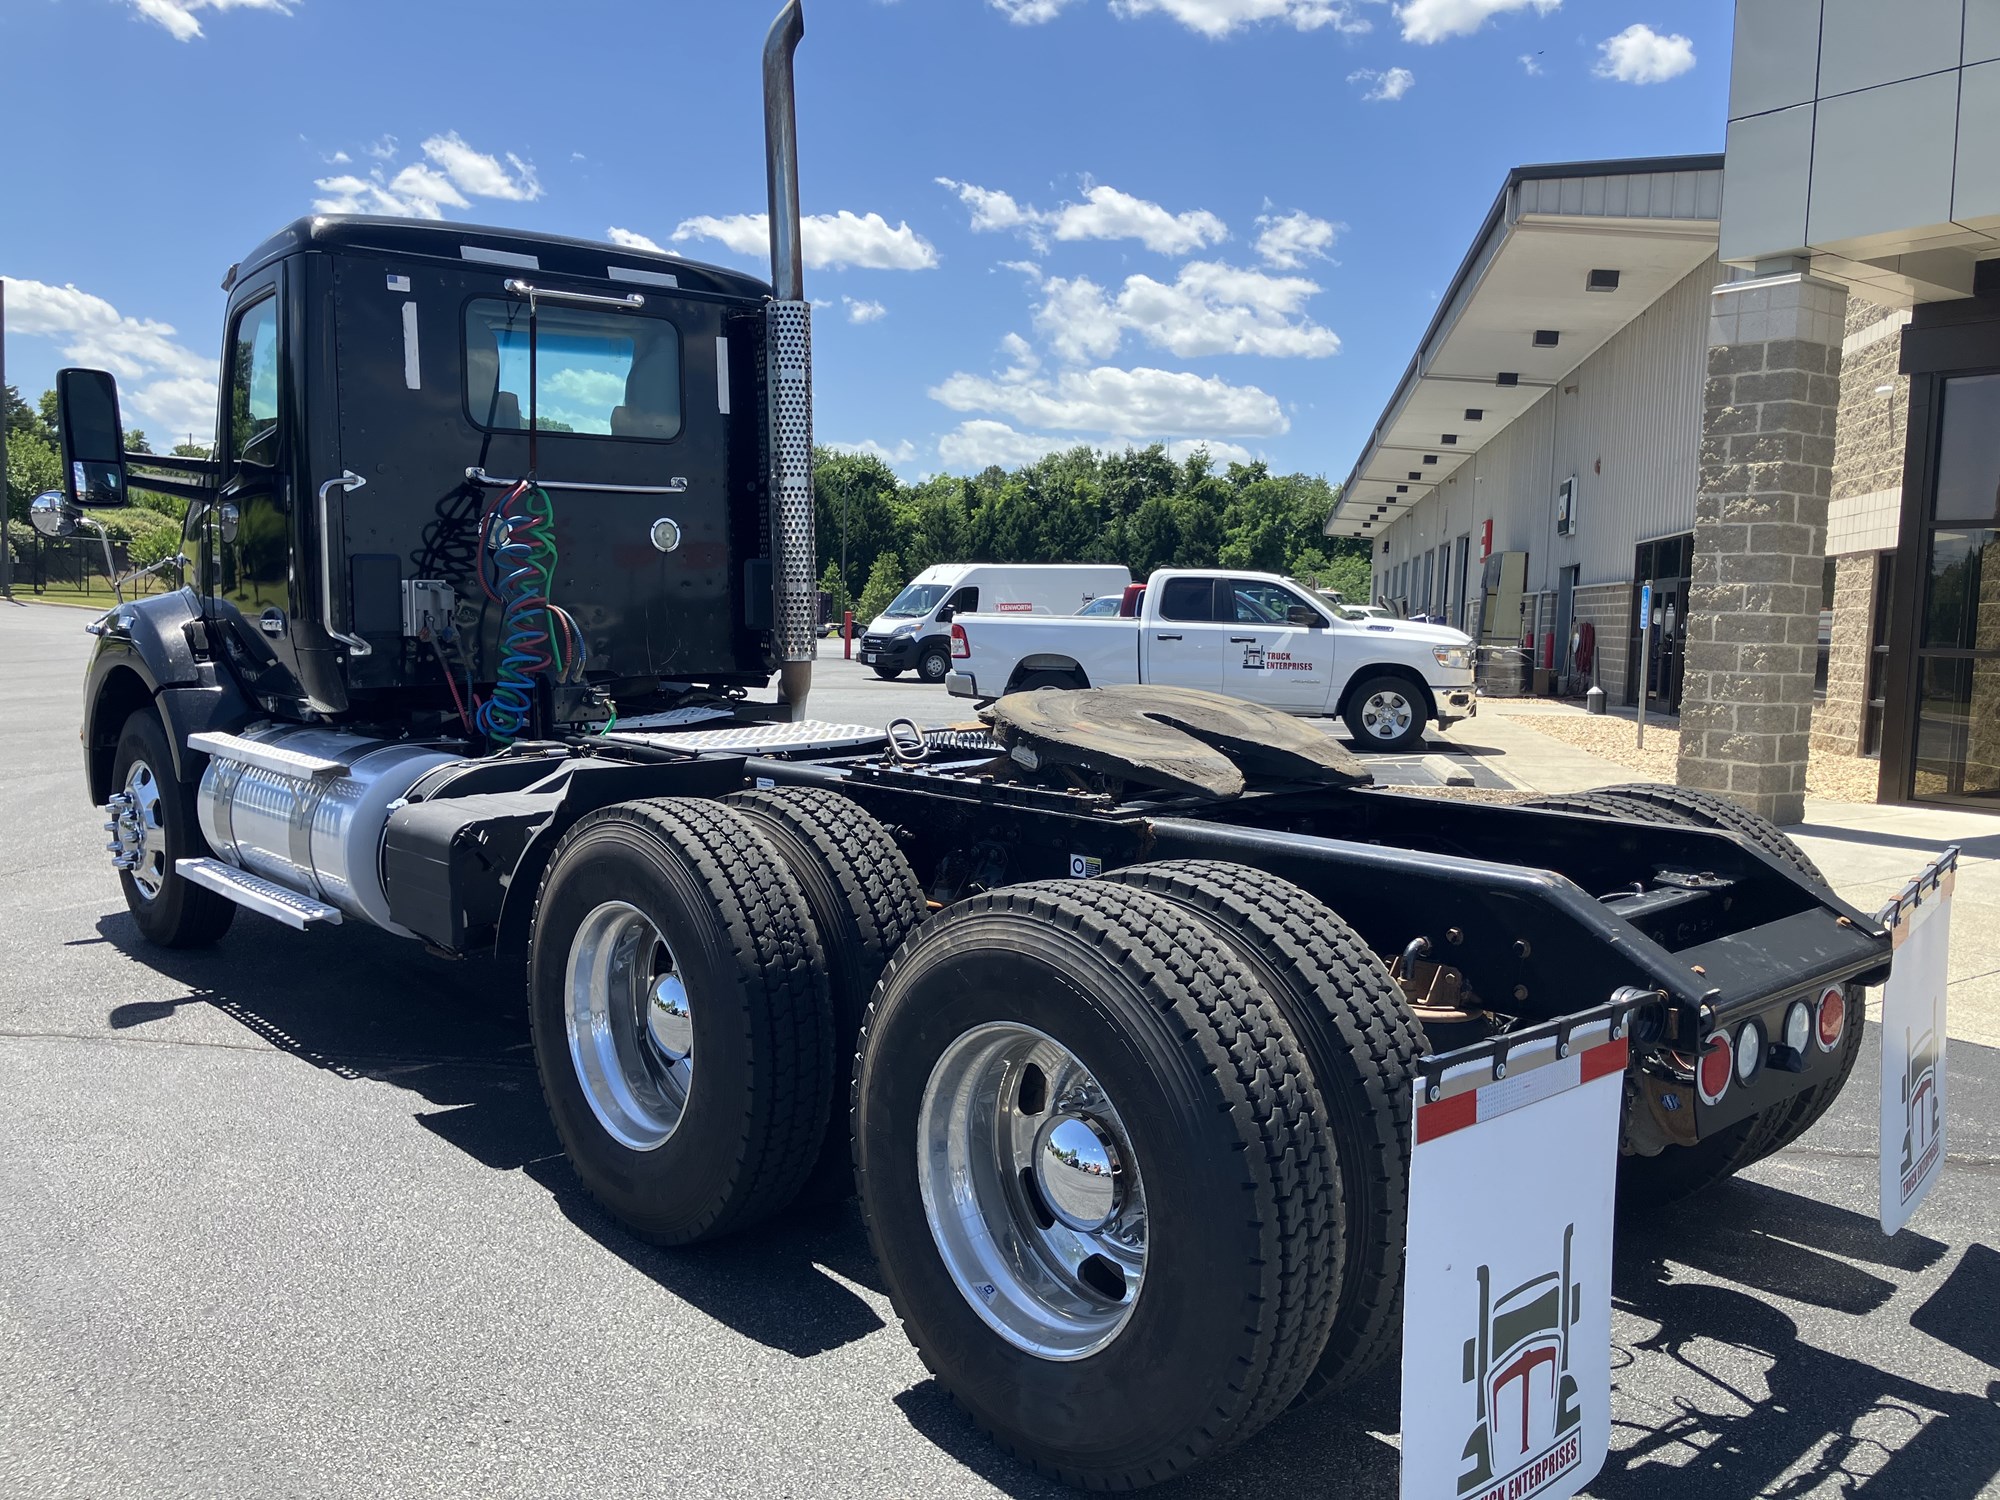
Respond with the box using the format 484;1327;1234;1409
950;623;969;659
1697;1033;1732;1105
1817;986;1846;1052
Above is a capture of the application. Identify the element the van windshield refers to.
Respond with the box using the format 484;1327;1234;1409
884;583;950;618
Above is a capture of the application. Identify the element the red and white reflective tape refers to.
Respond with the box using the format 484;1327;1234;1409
1417;1035;1629;1144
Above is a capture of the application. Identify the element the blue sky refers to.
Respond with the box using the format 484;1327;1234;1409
1;0;1732;480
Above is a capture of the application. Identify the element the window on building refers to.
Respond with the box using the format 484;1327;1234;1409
1814;556;1836;701
1864;551;1893;758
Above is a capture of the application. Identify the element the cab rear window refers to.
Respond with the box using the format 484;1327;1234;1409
463;298;681;440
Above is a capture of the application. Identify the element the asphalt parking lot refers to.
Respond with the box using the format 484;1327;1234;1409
2;598;1995;1500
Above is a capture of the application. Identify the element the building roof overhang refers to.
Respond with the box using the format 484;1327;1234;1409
1326;156;1724;540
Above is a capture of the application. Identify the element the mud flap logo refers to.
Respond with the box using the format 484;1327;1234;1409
1457;1227;1585;1499
1900;1023;1941;1202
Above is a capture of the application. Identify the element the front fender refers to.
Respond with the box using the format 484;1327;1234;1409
82;590;253;801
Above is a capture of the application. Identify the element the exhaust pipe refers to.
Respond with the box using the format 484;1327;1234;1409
762;0;815;714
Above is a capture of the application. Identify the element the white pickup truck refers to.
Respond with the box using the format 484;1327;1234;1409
946;569;1477;752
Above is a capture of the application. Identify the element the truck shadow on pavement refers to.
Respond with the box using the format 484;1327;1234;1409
91;910;2000;1500
93;908;892;1361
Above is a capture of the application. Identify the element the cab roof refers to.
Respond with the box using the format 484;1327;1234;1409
232;215;772;302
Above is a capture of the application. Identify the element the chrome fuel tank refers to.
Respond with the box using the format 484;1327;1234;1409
196;725;463;933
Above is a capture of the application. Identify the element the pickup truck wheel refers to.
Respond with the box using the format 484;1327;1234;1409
917;644;952;683
1013;669;1082;693
1342;675;1427;753
528;798;833;1244
727;787;927;1205
1104;860;1424;1400
853;881;1336;1488
872;665;902;681
109;709;236;948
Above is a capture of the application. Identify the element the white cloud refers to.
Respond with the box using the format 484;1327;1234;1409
126;0;292;42
607;227;667;253
313;131;540;220
1348;65;1415;100
939;179;1227;256
1109;0;1370;37
830;438;920;465
1254;210;1342;269
327;150;351;165
931;363;1288;438
1053;185;1228;255
989;0;1080;20
998;332;1042;380
672;211;938;271
2;276;218;440
1034;261;1341;361
1594;23;1694;84
935;421;1257;471
1518;52;1543;74
1395;0;1558;44
422;131;541;201
999;259;1044;279
843;296;888;324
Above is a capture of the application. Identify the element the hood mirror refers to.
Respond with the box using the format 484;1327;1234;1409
30;491;79;538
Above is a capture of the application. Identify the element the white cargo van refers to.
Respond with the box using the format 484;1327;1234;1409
858;563;1130;682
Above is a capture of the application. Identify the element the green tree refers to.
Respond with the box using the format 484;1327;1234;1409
817;559;851;623
5;427;61;524
813;447;902;596
856;549;906;623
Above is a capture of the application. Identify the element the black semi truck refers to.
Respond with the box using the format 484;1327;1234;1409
31;4;1901;1488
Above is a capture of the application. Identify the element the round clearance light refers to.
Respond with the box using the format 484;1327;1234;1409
1784;1000;1813;1055
649;516;683;554
1817;986;1847;1052
1697;1033;1733;1105
1735;1019;1765;1084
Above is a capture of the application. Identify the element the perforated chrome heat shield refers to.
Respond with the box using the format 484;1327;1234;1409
765;298;817;667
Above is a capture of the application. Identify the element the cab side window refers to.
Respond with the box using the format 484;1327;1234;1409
1158;577;1217;622
1226;580;1321;624
228;296;281;466
947;586;979;614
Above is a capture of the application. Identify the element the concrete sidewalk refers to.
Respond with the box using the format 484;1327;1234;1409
1435;699;2000;1047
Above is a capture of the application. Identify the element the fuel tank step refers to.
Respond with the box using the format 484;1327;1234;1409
175;858;344;930
187;731;350;781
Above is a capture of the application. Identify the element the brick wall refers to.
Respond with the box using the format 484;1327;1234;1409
1812;552;1876;758
1829;296;1909;532
1572;582;1632;703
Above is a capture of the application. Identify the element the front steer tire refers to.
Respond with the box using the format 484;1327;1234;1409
111;709;236;949
1105;860;1424;1400
727;786;927;1204
527;798;833;1245
853;881;1337;1489
917;643;953;683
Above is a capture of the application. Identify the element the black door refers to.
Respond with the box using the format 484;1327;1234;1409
1628;534;1691;712
208;274;308;705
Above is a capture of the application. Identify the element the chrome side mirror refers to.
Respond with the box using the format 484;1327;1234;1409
30;491;78;539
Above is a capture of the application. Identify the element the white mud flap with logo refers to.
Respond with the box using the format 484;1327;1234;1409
1877;848;1958;1236
1400;1007;1630;1500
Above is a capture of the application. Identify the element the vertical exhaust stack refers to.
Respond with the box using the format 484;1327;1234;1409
762;0;816;715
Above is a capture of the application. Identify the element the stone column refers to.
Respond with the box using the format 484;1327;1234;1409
1676;271;1848;825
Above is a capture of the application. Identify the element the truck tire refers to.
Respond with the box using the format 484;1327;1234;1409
527;797;833;1244
1519;787;1854;1202
872;665;902;680
853;881;1337;1488
916;643;952;683
1104;860;1423;1399
110;708;236;948
1520;782;1825;885
1342;674;1428;753
727;786;927;1204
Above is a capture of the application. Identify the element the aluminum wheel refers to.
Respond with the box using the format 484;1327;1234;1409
918;1022;1148;1361
1358;688;1414;743
108;758;169;901
564;900;695;1152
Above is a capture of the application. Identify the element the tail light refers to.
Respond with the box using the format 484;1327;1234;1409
1816;985;1846;1052
950;623;969;659
1696;1032;1732;1106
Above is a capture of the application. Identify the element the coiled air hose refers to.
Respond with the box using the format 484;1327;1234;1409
475;481;586;745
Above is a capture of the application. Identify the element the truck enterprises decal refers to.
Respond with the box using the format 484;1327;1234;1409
1240;643;1314;672
1401;1028;1623;1500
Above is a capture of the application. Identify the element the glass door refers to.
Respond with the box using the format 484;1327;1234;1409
1908;373;2000;804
